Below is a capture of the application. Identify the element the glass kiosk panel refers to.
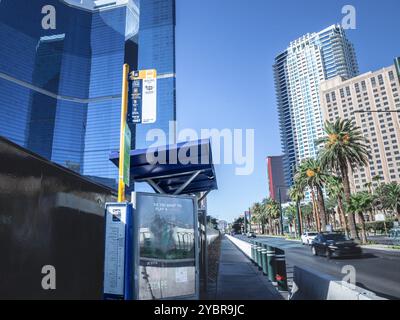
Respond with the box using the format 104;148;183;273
134;193;199;300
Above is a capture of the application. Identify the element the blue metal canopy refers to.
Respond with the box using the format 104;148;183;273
109;139;218;195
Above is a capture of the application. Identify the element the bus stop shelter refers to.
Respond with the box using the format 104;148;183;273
109;139;218;297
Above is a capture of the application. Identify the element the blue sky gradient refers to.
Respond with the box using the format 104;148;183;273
174;0;400;222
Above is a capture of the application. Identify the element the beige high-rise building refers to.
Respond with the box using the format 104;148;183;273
320;61;400;192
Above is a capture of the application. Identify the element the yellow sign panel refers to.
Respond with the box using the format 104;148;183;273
130;69;157;80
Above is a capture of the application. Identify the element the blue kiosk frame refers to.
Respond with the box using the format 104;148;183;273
105;139;217;300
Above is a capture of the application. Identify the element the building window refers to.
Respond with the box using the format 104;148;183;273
361;81;367;91
326;93;331;103
378;74;384;86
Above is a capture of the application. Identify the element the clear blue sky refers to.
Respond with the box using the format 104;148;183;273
174;0;400;222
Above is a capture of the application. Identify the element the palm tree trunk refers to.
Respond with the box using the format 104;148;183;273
338;196;349;236
341;164;359;240
316;186;327;231
310;190;321;232
298;203;303;235
357;212;368;244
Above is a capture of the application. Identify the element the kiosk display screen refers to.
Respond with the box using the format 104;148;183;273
136;194;197;300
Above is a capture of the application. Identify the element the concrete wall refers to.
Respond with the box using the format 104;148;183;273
290;265;386;300
226;235;252;258
0;137;117;299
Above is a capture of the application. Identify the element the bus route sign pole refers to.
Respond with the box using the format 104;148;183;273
118;63;130;202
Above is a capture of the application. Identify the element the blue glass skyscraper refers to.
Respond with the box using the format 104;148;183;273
135;0;176;149
0;0;140;186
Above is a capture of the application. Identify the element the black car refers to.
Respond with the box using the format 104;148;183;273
311;232;362;259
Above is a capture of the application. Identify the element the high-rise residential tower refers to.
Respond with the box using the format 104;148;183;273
274;25;359;186
135;0;176;149
320;59;400;192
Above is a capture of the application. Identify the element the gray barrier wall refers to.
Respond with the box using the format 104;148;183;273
0;137;116;299
290;265;386;300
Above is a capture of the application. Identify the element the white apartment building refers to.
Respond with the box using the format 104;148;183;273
320;60;400;191
274;24;358;186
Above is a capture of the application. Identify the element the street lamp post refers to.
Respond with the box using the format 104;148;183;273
276;186;289;236
248;208;252;233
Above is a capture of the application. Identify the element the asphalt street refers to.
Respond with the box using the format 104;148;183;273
236;235;400;299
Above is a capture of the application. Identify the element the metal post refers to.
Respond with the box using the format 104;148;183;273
261;244;268;275
255;242;260;268
251;241;256;263
278;188;284;235
118;63;130;202
275;247;288;291
266;245;276;283
244;212;248;234
200;208;208;298
257;242;263;270
248;208;252;232
254;241;259;266
296;200;302;237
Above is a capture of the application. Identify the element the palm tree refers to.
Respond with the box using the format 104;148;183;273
295;158;328;231
316;119;370;240
325;197;338;230
301;202;314;230
284;204;298;236
326;175;348;236
289;184;304;235
364;181;373;194
264;198;280;235
251;202;264;234
347;191;373;244
372;175;383;188
378;183;400;220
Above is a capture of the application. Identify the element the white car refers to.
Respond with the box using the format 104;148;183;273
301;231;318;245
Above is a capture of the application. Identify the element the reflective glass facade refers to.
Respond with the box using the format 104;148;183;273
135;0;176;149
0;0;139;186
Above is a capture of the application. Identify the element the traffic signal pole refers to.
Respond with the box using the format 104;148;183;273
118;63;130;202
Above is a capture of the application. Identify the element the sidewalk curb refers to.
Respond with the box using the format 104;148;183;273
361;245;400;253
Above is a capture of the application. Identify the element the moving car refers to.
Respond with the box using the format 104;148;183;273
301;231;318;245
311;232;362;259
247;232;256;238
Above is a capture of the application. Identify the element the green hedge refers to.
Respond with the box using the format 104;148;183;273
362;221;394;233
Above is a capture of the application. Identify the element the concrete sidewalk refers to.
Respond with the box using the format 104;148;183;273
215;236;283;300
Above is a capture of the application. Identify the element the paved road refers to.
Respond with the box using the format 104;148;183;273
236;235;400;299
